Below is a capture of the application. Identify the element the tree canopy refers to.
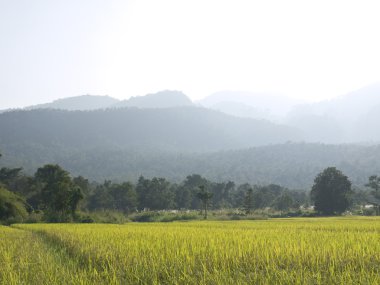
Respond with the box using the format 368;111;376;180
0;186;29;224
311;167;352;215
197;186;213;219
35;164;83;221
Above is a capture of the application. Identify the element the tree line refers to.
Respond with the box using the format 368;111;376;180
1;152;379;223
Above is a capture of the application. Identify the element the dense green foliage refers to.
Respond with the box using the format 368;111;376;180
2;136;380;189
35;164;83;221
1;162;309;222
311;167;352;215
0;153;29;224
0;186;29;224
3;89;380;191
196;185;213;219
77;175;309;215
2;148;379;223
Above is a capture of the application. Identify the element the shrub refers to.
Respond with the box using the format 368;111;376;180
0;186;29;225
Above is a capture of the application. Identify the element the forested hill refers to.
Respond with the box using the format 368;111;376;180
0;107;301;152
1;108;380;189
1;140;380;189
26;95;119;111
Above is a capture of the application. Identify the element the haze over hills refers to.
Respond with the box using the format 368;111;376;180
0;107;301;152
26;95;119;111
4;83;380;141
1;84;380;189
13;90;193;112
1;140;379;189
0;106;308;186
289;83;380;120
1;84;380;146
113;90;193;109
201;101;274;121
198;91;306;121
286;83;380;143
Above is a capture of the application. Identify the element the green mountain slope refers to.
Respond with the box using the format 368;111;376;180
2;108;379;189
0;107;301;152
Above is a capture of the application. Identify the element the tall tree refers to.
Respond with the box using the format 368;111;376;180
175;185;191;209
243;188;254;214
136;176;174;210
109;182;137;213
87;181;113;211
272;192;294;212
311;167;352;215
35;164;83;221
183;174;210;209
197;185;213;219
233;183;250;208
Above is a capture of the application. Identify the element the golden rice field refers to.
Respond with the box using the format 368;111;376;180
1;217;379;285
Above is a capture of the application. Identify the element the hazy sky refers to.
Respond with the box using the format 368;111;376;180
1;0;380;109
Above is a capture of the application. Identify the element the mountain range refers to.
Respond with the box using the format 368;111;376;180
22;90;193;111
6;83;380;144
25;95;118;111
197;91;305;121
286;83;380;143
1;84;380;188
0;107;301;153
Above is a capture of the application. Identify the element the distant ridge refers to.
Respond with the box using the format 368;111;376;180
0;106;302;154
26;95;119;111
3;83;380;144
113;90;193;109
198;91;305;121
287;82;380;143
19;90;194;112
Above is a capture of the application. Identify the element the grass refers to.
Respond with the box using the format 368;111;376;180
1;216;379;284
0;226;104;284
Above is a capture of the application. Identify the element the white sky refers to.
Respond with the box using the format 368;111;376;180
1;0;380;109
